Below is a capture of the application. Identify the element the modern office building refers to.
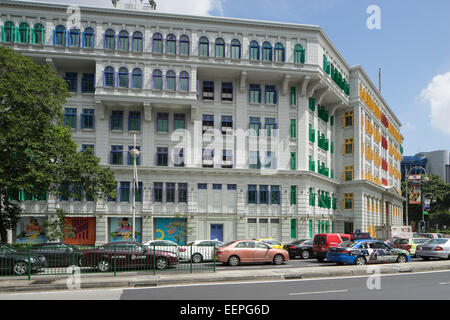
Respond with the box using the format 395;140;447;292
1;0;405;245
402;150;450;184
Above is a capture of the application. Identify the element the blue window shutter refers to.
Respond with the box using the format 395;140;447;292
52;29;56;45
93;33;95;48
68;31;71;46
82;31;85;47
103;71;106;87
258;88;262;103
274;89;278;104
103;32;106;48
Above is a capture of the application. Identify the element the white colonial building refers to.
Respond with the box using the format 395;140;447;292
1;0;405;245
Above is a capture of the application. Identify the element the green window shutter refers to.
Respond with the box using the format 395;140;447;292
290;86;296;105
309;220;313;238
291;185;297;205
290;119;296;138
301;49;305;64
290;152;296;170
291;219;297;238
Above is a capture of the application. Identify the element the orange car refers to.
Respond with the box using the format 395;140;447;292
215;240;289;266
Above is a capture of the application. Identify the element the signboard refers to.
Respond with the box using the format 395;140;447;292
15;216;48;244
65;217;96;245
109;217;142;243
408;175;422;204
154;218;187;245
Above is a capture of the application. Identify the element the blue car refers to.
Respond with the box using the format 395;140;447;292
326;240;410;265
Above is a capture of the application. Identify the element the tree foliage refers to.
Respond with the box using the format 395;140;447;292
0;46;116;242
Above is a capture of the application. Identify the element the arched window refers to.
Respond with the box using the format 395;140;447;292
104;29;115;50
132;31;143;52
249;40;259;60
274;42;285;62
2;21;15;43
54;25;66;46
132;68;143;89
104;66;115;87
166;70;176;91
198;36;209;57
294;44;305;64
180;35;189;55
215;38;225;58
68;28;81;47
230;39;241;59
83;27;95;48
33;23;45;45
118;30;129;51
152;69;163;90
166;34;176;54
118;67;129;88
18;22;30;43
179;71;189;92
153;33;163;54
262;41;272;61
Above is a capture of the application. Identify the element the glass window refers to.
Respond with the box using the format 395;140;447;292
54;25;66;46
179;71;189;92
270;185;280;205
249;84;261;104
128;111;141;131
3;21;15;43
64;108;77;128
110;146;123;165
180;35;189;55
249;40;259;60
157;112;169;132
265;85;277;104
202;81;214;100
120;182;130;202
198;183;207;190
294;44;305;64
262;41;272;61
166;70;176;91
166;183;175;203
199;36;209;57
132;31;143;52
152;69;163;90
154;182;163;202
33;23;45;45
104;66;115;87
248;185;257;204
274;42;285;62
249;117;261;136
81;109;95;129
111;110;124;130
64;72;78;93
174;113;186;130
83;27;95;48
221;82;233;101
178;183;188;203
118;67;129;88
166;34;176;54
153;33;163;53
132;68;143;89
104;29;115;49
156;147;168;166
249;151;260;169
231;39;241;59
215;38;225;58
69;28;80;47
18;22;30;43
259;185;268;204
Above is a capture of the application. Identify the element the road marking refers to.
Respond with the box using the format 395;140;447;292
290;290;348;296
439;282;450;285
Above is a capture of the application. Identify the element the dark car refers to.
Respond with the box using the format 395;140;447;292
284;239;313;259
81;242;178;272
0;243;47;276
326;240;410;265
30;243;84;268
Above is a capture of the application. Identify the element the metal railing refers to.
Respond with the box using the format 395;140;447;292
0;243;217;280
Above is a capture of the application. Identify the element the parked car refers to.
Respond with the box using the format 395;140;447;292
390;238;430;257
257;238;285;250
284;239;313;259
29;243;83;267
350;232;373;241
0;243;47;276
420;233;446;239
178;240;224;263
81;241;178;271
326;240;410;265
313;233;351;262
215;240;289;266
385;237;402;246
416;238;450;261
142;240;183;256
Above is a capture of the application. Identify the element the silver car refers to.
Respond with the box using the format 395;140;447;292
415;238;450;260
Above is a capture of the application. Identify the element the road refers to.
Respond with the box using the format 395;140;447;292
1;270;449;300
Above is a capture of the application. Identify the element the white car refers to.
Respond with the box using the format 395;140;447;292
179;240;224;263
142;240;185;257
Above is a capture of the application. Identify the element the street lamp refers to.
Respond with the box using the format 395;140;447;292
405;166;428;228
129;134;140;242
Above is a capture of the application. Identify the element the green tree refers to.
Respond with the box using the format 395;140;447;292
0;46;116;242
44;209;75;243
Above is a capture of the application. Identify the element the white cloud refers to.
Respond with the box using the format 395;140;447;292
420;72;450;135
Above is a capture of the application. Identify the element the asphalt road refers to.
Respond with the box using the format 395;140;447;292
1;270;449;300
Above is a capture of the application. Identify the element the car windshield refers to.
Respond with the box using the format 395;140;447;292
428;239;448;245
338;241;357;248
412;239;429;244
221;241;237;247
0;244;17;253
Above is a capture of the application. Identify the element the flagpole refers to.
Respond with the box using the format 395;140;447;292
130;134;139;242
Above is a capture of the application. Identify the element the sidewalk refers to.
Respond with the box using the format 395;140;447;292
1;260;449;293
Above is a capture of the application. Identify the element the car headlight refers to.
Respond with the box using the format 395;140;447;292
29;257;36;263
39;256;46;262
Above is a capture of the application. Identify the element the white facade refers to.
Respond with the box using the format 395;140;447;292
1;0;405;245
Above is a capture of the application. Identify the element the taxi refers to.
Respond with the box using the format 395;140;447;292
256;238;285;250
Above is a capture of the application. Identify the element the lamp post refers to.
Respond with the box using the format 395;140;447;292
405;166;429;228
129;134;140;242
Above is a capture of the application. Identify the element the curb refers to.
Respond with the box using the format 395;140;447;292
0;260;449;293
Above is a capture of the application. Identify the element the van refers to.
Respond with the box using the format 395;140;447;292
313;233;351;262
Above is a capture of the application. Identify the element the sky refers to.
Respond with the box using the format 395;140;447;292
24;0;450;156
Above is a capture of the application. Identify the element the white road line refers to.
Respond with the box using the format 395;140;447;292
290;290;349;296
439;282;450;285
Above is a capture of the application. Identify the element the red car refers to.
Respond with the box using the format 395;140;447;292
215;240;289;266
313;233;351;262
82;241;178;271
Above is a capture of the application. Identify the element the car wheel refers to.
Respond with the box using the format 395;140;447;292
228;255;240;266
422;256;430;261
273;254;285;265
301;250;310;259
192;253;203;263
316;257;325;262
155;257;169;270
396;254;408;263
354;256;367;266
97;259;110;272
13;261;28;275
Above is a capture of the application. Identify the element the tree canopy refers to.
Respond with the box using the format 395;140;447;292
0;46;116;242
